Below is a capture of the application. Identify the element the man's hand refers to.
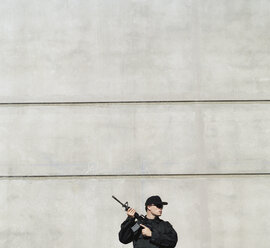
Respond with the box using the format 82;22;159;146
127;208;136;218
140;224;152;237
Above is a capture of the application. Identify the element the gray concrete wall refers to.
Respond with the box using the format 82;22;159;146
1;177;269;248
1;103;270;176
0;0;269;247
1;0;270;102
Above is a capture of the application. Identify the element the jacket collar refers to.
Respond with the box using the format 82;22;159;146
145;216;161;223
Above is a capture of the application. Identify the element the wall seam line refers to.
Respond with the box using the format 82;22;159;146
0;100;270;106
0;173;269;180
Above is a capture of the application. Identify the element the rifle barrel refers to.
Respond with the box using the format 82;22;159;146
112;195;125;207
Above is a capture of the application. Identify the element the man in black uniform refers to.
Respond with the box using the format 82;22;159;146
119;195;178;248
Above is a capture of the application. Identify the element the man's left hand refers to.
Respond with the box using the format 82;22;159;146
140;224;152;237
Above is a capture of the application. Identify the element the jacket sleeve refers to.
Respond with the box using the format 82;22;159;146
118;216;136;244
150;221;178;248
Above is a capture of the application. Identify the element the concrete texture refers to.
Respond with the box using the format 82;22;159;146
0;176;269;248
0;0;269;247
0;103;270;175
0;0;270;102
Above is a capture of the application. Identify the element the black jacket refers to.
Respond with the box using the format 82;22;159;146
119;216;178;248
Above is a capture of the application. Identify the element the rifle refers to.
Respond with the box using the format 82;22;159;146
112;195;148;232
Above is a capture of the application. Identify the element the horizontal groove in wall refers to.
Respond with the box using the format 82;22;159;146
0;100;270;106
0;173;269;180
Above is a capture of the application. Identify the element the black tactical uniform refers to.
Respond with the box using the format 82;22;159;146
119;196;178;248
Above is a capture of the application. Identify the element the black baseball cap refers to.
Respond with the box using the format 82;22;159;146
145;195;168;206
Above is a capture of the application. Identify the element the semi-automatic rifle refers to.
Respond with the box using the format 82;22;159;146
112;195;148;232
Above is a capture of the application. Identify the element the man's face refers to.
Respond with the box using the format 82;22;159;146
147;204;163;216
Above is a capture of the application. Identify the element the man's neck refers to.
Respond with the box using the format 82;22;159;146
146;212;156;220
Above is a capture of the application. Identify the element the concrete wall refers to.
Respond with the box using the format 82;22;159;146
0;0;269;247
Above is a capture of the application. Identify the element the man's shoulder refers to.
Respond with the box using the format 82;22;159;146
156;218;172;225
158;218;176;229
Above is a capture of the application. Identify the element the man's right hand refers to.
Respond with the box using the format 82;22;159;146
127;208;136;218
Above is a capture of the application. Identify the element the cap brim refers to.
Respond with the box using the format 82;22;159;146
162;202;168;205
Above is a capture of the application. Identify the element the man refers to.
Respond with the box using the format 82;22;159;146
119;195;178;248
